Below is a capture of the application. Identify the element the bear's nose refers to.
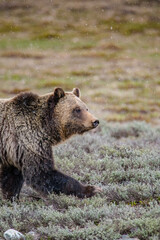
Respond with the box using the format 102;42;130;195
92;120;99;128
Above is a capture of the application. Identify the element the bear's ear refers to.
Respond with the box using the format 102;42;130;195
54;88;65;102
48;87;65;107
72;88;81;98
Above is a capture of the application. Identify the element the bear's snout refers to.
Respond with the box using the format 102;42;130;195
92;119;99;128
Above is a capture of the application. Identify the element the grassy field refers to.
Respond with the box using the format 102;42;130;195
0;0;160;239
1;122;160;239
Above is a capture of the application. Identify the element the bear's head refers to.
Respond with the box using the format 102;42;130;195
48;88;99;140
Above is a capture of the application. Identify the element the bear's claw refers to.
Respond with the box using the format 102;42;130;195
82;185;102;198
93;186;102;194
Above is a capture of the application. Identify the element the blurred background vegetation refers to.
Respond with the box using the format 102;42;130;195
0;0;160;123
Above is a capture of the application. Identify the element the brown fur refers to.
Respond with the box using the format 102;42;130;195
0;88;101;200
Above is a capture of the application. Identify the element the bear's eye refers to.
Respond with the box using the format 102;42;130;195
74;108;81;114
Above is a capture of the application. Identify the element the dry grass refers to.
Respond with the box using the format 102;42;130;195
0;0;160;122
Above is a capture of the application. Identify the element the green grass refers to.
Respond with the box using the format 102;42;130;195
99;19;160;36
1;73;28;82
0;22;23;33
118;79;144;89
0;39;65;50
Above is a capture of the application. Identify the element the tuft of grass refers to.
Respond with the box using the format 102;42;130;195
0;22;23;33
1;51;44;59
34;32;62;40
70;70;93;77
99;19;160;36
0;39;65;51
118;79;144;89
70;40;97;50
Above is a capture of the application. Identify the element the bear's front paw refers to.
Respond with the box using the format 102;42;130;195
82;185;102;198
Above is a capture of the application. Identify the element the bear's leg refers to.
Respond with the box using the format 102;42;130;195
23;163;101;198
0;165;24;200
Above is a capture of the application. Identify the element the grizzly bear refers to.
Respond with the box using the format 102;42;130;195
0;87;101;200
